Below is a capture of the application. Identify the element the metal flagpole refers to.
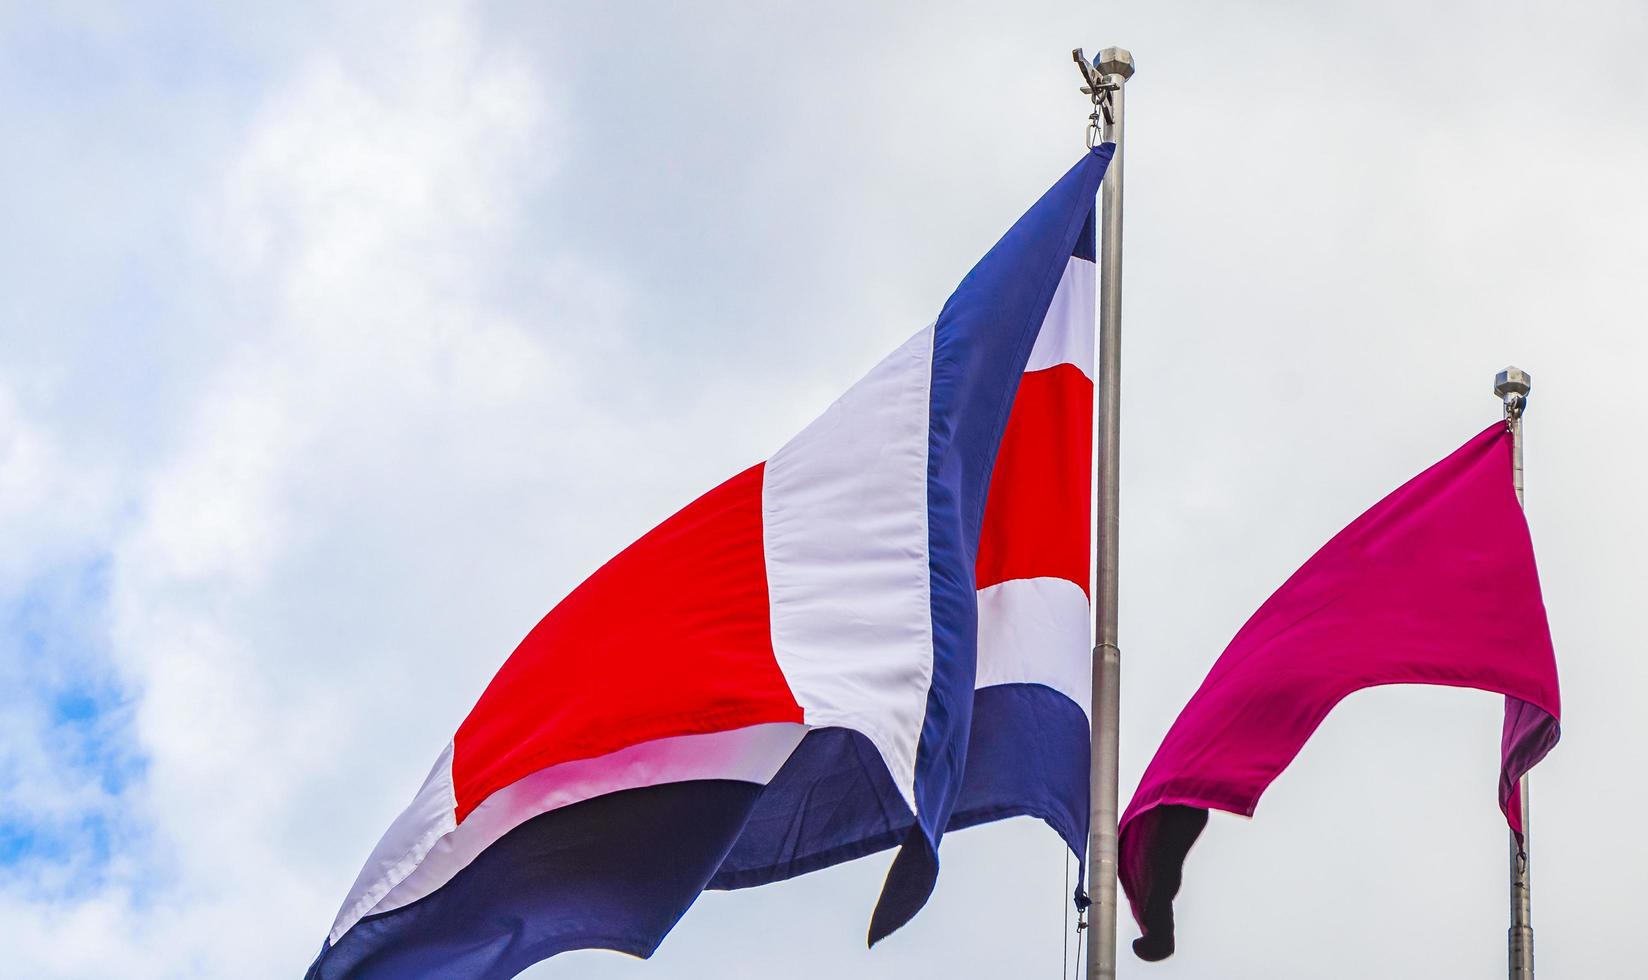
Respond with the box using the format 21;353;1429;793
1496;366;1534;979
1074;44;1133;980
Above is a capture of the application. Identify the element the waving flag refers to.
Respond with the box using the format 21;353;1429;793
308;145;1113;980
1118;424;1562;961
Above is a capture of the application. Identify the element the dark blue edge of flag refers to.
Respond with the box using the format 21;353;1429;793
1073;204;1098;263
892;142;1111;944
310;684;1088;979
712;681;1088;892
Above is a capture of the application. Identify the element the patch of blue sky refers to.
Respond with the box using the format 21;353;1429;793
0;555;148;894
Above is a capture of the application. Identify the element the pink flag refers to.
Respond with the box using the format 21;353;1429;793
1118;423;1561;961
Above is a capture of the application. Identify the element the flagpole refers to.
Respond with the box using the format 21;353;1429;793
1078;44;1134;980
1496;366;1534;980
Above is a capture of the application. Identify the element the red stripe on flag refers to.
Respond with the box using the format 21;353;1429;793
975;363;1092;596
452;463;803;822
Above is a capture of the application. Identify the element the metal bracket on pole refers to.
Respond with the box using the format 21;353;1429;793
1073;48;1133;147
1497;366;1530;424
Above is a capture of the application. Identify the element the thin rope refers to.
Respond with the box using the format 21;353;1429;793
1062;851;1070;979
1074;908;1085;980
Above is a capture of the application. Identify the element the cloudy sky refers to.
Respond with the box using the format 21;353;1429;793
2;1;1645;977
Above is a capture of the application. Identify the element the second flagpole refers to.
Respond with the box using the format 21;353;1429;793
1077;44;1134;980
1496;365;1535;979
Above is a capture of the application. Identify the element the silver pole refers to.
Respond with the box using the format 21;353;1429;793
1086;45;1133;980
1495;366;1533;980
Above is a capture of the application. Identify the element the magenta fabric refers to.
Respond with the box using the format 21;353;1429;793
1117;423;1561;961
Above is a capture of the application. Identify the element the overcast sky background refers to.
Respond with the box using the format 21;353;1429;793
2;2;1645;977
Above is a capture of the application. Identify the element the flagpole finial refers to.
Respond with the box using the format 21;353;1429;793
1096;47;1136;80
1496;366;1531;420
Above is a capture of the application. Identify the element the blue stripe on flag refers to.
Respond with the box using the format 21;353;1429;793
709;682;1089;896
869;143;1111;943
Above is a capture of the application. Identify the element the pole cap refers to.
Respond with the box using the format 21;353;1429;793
1097;47;1136;80
1495;366;1532;399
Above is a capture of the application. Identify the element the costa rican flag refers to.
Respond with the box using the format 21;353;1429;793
308;145;1114;980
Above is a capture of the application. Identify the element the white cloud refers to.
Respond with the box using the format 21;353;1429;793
1;3;653;976
0;389;113;591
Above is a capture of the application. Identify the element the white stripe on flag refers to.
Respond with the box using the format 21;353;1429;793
974;576;1092;717
1024;256;1096;379
328;742;458;944
762;324;936;813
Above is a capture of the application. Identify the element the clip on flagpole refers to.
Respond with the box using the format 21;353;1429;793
1495;365;1534;980
1074;44;1133;980
1071;49;1126;149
